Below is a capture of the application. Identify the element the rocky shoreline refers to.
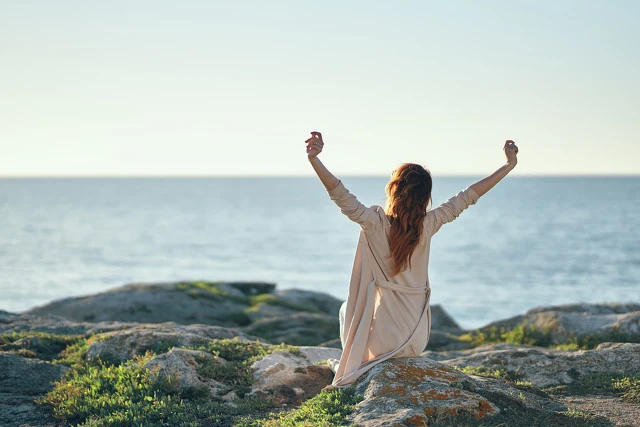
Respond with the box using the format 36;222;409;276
1;280;639;426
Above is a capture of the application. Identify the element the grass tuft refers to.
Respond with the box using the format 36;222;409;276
250;387;362;427
0;331;84;361
457;322;639;350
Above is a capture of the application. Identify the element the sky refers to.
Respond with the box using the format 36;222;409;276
1;1;639;177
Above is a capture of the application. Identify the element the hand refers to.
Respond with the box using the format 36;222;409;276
504;140;518;166
305;131;324;159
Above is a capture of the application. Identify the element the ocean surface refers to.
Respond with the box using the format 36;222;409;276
0;176;638;329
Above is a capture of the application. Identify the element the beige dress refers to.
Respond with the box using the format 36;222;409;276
327;180;480;387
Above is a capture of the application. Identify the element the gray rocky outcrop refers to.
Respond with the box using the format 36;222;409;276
348;356;568;427
0;352;66;427
0;311;136;336
26;282;255;327
432;342;640;388
144;348;227;397
274;289;344;316
23;282;347;346
430;304;462;331
242;312;340;346
86;323;259;364
4;281;640;426
480;302;640;345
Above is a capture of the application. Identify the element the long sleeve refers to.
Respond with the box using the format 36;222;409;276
327;180;382;231
426;187;480;235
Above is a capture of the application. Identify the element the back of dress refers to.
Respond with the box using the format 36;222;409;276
326;180;479;387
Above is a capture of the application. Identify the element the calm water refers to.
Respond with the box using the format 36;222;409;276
0;176;638;329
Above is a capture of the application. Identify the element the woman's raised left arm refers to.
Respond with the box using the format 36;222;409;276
305;131;381;230
306;131;340;191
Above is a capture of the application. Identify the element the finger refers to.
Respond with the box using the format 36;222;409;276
305;137;314;143
311;131;323;142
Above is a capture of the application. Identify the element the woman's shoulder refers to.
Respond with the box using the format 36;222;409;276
362;205;390;231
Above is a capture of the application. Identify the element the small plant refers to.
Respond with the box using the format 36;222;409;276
53;338;89;369
457;365;523;382
613;376;640;403
562;408;599;422
255;387;363;426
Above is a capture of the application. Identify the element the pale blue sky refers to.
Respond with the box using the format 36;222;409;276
1;1;638;176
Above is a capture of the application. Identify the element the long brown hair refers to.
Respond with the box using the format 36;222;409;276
385;163;432;276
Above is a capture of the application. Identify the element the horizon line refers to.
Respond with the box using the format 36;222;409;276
0;173;638;179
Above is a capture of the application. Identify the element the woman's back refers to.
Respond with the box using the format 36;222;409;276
325;181;480;386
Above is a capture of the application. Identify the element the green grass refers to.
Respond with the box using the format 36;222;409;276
38;337;302;426
457;323;555;348
175;280;227;295
53;337;90;369
457;365;516;381
457;322;639;350
0;331;84;361
247;387;362;427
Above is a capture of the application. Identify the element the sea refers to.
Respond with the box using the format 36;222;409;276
0;176;638;329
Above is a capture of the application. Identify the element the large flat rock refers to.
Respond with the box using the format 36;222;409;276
349;356;567;426
433;342;640;387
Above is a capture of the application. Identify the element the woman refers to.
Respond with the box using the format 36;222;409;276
305;131;519;389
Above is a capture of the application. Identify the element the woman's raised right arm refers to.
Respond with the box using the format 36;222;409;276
426;140;519;235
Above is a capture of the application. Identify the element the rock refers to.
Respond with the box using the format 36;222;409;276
0;352;66;427
243;313;339;346
249;346;342;405
480;303;640;346
144;348;226;397
349;356;567;427
243;303;300;323
274;289;343;316
422;343;519;361
86;323;260;364
224;282;276;296
0;352;66;395
318;338;342;349
528;302;640;315
25;281;259;327
430;304;462;331
222;390;238;402
425;330;473;352
440;342;640;387
0;311;136;336
0;310;18;323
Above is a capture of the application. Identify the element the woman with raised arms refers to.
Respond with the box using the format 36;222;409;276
304;131;519;389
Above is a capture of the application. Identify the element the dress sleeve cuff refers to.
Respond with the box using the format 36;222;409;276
327;180;346;198
464;186;480;204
